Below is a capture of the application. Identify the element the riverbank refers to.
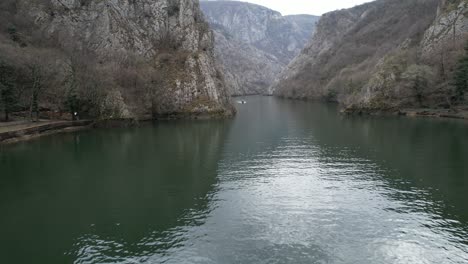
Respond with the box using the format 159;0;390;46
342;106;468;120
0;120;94;144
399;108;468;120
0;111;233;144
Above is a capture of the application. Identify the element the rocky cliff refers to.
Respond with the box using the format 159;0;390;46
210;26;283;95
421;0;468;55
200;1;319;95
1;0;234;120
272;0;468;111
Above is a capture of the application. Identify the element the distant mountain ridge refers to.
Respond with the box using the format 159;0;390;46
200;0;319;95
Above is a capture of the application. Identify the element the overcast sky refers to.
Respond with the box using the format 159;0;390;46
229;0;374;16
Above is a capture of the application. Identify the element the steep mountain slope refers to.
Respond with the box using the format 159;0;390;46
273;0;468;111
200;1;319;95
284;14;320;42
0;0;234;120
210;26;282;95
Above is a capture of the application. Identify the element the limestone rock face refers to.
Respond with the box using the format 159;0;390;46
421;0;468;56
359;0;468;110
211;29;283;95
200;0;319;95
19;0;234;118
272;4;365;96
271;0;467;109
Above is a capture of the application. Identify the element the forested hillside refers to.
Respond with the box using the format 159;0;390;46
273;0;468;113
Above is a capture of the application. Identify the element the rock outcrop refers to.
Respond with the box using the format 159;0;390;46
272;0;468;110
7;0;234;119
200;0;319;95
421;0;468;56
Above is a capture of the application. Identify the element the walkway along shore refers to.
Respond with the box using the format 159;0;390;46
2;106;467;145
0;120;94;144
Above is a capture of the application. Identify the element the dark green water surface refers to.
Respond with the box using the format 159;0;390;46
1;96;467;263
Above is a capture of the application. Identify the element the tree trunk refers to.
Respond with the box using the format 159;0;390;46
29;68;42;122
417;94;423;107
151;100;158;119
439;52;446;81
29;95;34;122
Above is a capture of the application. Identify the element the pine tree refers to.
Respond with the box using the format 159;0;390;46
7;25;19;43
65;86;80;121
0;60;17;121
453;41;468;102
403;64;433;107
28;64;44;122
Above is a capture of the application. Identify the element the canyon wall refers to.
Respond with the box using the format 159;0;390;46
273;0;468;112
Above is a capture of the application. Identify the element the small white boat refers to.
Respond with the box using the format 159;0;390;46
237;100;247;104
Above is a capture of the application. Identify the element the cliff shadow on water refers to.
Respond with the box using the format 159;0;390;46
0;119;233;263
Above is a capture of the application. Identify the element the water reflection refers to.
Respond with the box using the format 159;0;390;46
0;96;467;263
0;120;231;263
202;97;468;263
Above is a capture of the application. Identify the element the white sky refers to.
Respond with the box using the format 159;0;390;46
232;0;374;15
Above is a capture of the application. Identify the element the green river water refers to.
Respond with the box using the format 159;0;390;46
0;96;467;263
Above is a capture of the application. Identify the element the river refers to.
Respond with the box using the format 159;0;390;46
0;96;467;263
